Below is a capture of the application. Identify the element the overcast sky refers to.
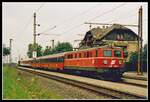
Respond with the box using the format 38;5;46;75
2;2;148;62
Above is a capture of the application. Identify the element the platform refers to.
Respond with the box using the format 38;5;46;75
123;71;148;81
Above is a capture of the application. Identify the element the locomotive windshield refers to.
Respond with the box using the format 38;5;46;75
103;50;112;57
114;50;121;57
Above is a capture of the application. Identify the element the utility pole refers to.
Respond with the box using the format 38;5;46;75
9;39;13;64
137;6;143;75
33;12;40;58
33;12;37;56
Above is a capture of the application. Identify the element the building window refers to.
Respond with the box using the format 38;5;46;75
120;34;124;41
117;34;120;40
117;34;124;41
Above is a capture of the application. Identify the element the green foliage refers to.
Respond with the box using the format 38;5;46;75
27;42;73;57
129;51;138;64
43;42;73;56
27;43;43;58
126;43;147;72
3;65;62;99
142;44;147;71
43;46;52;56
3;47;10;56
54;42;73;53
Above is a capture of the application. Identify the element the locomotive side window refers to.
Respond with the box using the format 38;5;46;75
96;49;98;57
114;50;121;57
103;50;112;57
89;52;92;57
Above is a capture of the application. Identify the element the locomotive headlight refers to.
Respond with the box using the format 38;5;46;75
111;60;115;64
103;60;108;64
119;60;122;64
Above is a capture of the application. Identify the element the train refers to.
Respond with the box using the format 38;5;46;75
18;46;127;80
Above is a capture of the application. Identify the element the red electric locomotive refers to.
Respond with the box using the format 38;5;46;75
19;46;127;80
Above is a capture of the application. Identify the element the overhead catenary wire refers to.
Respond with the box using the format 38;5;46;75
17;3;45;36
88;3;127;22
34;3;45;13
60;3;127;35
61;23;85;34
107;6;140;24
17;15;33;35
40;3;102;33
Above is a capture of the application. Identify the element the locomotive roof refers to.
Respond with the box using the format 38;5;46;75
65;46;123;54
20;52;66;61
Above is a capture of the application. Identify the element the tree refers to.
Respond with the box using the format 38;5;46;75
54;42;73;53
3;47;10;56
142;44;147;71
43;46;52;56
3;47;10;63
126;43;147;72
27;43;43;58
129;51;138;70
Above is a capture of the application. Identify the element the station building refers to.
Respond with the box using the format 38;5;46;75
79;24;139;61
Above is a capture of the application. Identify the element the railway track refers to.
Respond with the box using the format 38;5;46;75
17;67;147;99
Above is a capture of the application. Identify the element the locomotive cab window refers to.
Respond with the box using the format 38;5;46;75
103;50;112;57
114;50;121;57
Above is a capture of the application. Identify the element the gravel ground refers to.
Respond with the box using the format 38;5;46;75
17;69;110;99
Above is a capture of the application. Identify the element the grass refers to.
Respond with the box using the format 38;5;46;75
3;65;62;99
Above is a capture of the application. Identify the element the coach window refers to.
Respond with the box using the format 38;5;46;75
75;53;77;58
87;52;89;57
103;50;112;57
79;53;81;58
70;54;72;59
90;52;92;57
84;52;86;58
68;55;70;59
